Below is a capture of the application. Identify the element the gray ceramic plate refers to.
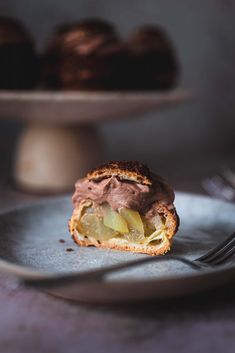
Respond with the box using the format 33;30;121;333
0;192;235;303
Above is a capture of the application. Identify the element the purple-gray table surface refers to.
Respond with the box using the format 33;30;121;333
0;128;235;353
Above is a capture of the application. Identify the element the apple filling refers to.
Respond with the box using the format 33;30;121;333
72;201;169;245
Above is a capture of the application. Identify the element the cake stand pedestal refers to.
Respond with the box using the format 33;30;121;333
14;124;102;192
0;90;192;193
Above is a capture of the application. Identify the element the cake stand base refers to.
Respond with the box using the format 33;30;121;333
0;90;192;193
14;124;103;193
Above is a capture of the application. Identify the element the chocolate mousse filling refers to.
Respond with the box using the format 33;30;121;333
72;173;174;214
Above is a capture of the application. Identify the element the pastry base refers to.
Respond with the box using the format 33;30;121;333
72;229;172;256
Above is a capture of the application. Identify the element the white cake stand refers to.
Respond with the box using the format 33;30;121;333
0;90;192;193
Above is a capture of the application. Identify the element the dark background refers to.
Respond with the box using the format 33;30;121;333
0;0;234;171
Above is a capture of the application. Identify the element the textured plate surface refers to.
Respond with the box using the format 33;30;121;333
0;90;192;123
0;192;235;303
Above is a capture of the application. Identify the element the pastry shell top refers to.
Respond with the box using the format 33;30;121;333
87;161;152;185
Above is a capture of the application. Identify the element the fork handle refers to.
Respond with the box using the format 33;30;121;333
23;255;203;290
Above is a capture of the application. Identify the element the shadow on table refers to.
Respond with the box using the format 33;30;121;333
81;281;235;320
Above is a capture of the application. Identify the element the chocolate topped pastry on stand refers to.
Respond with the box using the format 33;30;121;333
42;23;73;89
69;161;179;256
0;17;39;89
127;25;179;90
43;19;127;90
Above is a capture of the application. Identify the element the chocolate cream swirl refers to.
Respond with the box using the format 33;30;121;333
72;173;174;213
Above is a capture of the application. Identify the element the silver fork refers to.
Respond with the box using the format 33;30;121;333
23;231;235;289
202;169;235;202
